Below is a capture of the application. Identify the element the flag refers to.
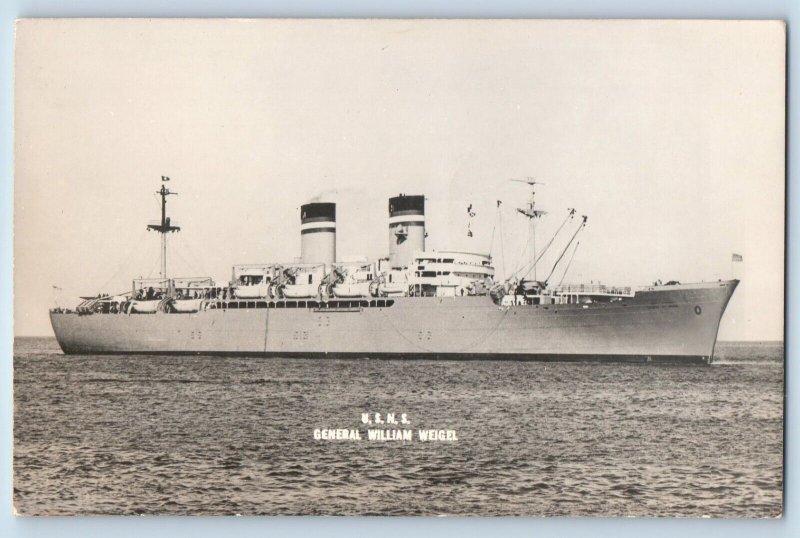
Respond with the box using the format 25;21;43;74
161;175;170;182
497;200;502;207
52;285;62;291
732;253;743;262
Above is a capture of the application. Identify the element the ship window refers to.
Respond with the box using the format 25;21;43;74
443;258;454;263
389;274;393;283
308;274;313;284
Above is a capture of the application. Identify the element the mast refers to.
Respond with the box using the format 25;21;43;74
146;176;180;278
511;177;547;281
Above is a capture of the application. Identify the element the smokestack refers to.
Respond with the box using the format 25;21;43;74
300;202;336;264
388;194;425;269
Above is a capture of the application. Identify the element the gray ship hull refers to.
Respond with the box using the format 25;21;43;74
50;280;738;364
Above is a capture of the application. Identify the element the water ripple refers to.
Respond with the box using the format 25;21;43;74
13;338;783;517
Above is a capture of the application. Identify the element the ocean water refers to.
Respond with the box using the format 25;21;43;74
13;338;783;517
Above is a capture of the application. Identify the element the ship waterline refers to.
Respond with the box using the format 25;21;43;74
51;280;738;364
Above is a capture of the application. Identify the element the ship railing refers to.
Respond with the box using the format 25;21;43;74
172;277;214;288
74;292;133;314
75;297;99;314
132;278;170;287
553;284;633;296
201;298;396;311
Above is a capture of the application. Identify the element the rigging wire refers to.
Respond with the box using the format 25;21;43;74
179;228;219;278
512;224;530;277
498;205;506;280
95;229;149;294
145;237;163;279
544;216;587;285
489;206;498;259
488;202;508;280
557;240;581;286
172;239;203;278
509;208;575;282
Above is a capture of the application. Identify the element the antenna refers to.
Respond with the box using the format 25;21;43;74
146;177;180;278
511;178;548;219
510;177;546;187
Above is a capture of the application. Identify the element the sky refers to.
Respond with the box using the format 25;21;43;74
14;19;785;340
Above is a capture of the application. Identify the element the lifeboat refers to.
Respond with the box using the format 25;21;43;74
171;298;203;313
332;281;372;298
283;283;319;298
129;300;160;313
380;282;408;297
234;284;271;299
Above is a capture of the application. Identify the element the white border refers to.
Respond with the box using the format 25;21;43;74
1;2;794;537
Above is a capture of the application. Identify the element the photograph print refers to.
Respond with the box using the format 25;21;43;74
13;19;785;516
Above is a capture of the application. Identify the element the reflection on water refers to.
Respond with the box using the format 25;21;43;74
13;338;783;516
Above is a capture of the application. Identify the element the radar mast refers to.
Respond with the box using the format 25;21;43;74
146;176;180;278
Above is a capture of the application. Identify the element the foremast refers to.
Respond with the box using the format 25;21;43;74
494;178;589;304
511;177;547;280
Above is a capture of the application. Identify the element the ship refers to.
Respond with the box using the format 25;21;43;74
49;177;738;364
